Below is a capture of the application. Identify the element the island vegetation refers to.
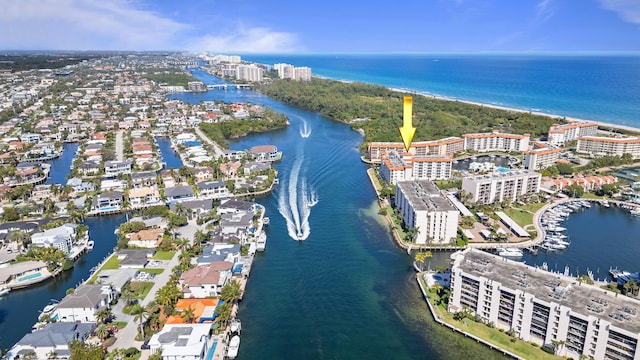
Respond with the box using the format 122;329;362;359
199;108;289;146
141;68;198;88
257;78;563;150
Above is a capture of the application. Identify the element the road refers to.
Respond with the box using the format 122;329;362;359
194;126;225;158
109;219;203;351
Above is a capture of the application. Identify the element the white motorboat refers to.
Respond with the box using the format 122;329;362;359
256;233;266;252
87;240;94;250
497;247;523;257
227;335;240;359
0;288;10;297
230;318;241;334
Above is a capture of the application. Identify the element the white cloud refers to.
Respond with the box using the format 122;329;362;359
598;0;640;24
536;0;556;22
0;0;302;52
186;25;303;53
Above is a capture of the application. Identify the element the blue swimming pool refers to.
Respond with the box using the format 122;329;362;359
18;272;42;282
205;338;219;360
100;206;119;211
496;167;511;173
233;264;243;274
432;275;443;281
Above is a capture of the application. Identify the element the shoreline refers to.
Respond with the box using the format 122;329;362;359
314;75;640;134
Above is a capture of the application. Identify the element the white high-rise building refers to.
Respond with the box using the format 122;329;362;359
379;150;452;184
273;63;295;79
395;180;459;244
236;64;263;82
462;170;541;204
294;67;312;81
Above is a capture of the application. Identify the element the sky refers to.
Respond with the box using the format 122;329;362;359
1;0;639;53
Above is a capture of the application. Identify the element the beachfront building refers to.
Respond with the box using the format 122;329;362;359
523;142;562;170
149;323;212;360
461;170;541;205
294;66;312;81
250;144;282;162
379;150;452;184
548;121;598;146
576;136;640;159
395;180;458;245
449;248;640;359
461;130;530;153
368;137;464;162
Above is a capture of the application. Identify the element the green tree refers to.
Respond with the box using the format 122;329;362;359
220;280;241;304
94;323;110;342
68;339;105;360
130;304;149;339
181;305;197;324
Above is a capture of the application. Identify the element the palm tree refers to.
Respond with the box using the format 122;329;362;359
120;289;135;307
95;308;112;324
156;283;181;316
131;304;149;339
215;301;232;328
181;305;196;323
220;280;241;304
94;323;110;342
414;252;426;272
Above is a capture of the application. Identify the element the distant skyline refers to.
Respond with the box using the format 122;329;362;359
2;0;639;53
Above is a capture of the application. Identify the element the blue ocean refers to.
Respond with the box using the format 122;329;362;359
240;53;640;128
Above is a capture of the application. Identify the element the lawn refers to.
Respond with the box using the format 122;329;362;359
129;281;155;300
423;282;560;360
503;208;533;227
367;168;382;191
139;268;164;275
152;251;175;260
101;254;121;270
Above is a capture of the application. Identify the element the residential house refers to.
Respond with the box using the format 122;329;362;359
127;228;165;248
55;284;116;322
196;243;241;265
31;223;77;254
66;177;95;193
188;166;214;183
149;324;212;360
250;144;282;162
104;159;132;177
117;249;154;269
180;262;233;298
242;161;271;176
91;191;123;212
197;180;228;199
131;171;158;188
164;185;195;204
6;322;96;360
128;186;162;208
161;170;176;188
170;199;212;220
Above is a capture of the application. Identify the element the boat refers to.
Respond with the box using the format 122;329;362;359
0;288;10;297
497;247;523;257
86;240;94;250
262;217;270;226
296;232;304;240
256;233;266;252
227;335;240;359
230;318;242;334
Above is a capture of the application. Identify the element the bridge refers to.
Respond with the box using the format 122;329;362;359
206;84;252;90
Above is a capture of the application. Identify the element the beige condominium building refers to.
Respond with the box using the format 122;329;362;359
379;150;452;185
462;130;530;153
395;179;459;244
368;137;464;162
548;121;599;147
449;248;640;360
577;136;640;159
523;142;562;170
461;170;541;204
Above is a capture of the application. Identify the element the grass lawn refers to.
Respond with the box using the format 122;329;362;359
139;268;164;275
129;281;155;300
110;321;127;329
423;282;560;360
152;251;175;260
503;208;533;227
367;168;382;191
101;254;121;270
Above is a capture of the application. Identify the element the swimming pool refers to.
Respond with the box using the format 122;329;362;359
100;206;120;211
432;275;443;281
18;272;42;282
233;264;244;274
205;338;219;360
496;167;512;173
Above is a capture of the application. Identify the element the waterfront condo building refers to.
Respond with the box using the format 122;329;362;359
461;130;530;153
449;248;640;360
395;180;459;244
379;150;452;184
294;66;312;81
576;136;640;159
548;121;598;146
368;137;464;162
523;142;562;170
236;64;264;82
461;170;541;204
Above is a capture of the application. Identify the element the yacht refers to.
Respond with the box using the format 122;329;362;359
296;232;304;240
256;233;266;252
227;335;240;359
0;288;10;297
497;247;523;257
262;217;270;226
87;240;94;250
230;318;242;334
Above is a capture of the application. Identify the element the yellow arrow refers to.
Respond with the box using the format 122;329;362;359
399;96;416;152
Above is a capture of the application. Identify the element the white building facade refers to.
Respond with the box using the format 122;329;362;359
462;170;541;204
395;180;459;245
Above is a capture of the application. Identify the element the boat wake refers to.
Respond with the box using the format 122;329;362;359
299;119;312;138
277;155;317;241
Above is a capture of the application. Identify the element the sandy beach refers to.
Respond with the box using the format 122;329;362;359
315;75;640;134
